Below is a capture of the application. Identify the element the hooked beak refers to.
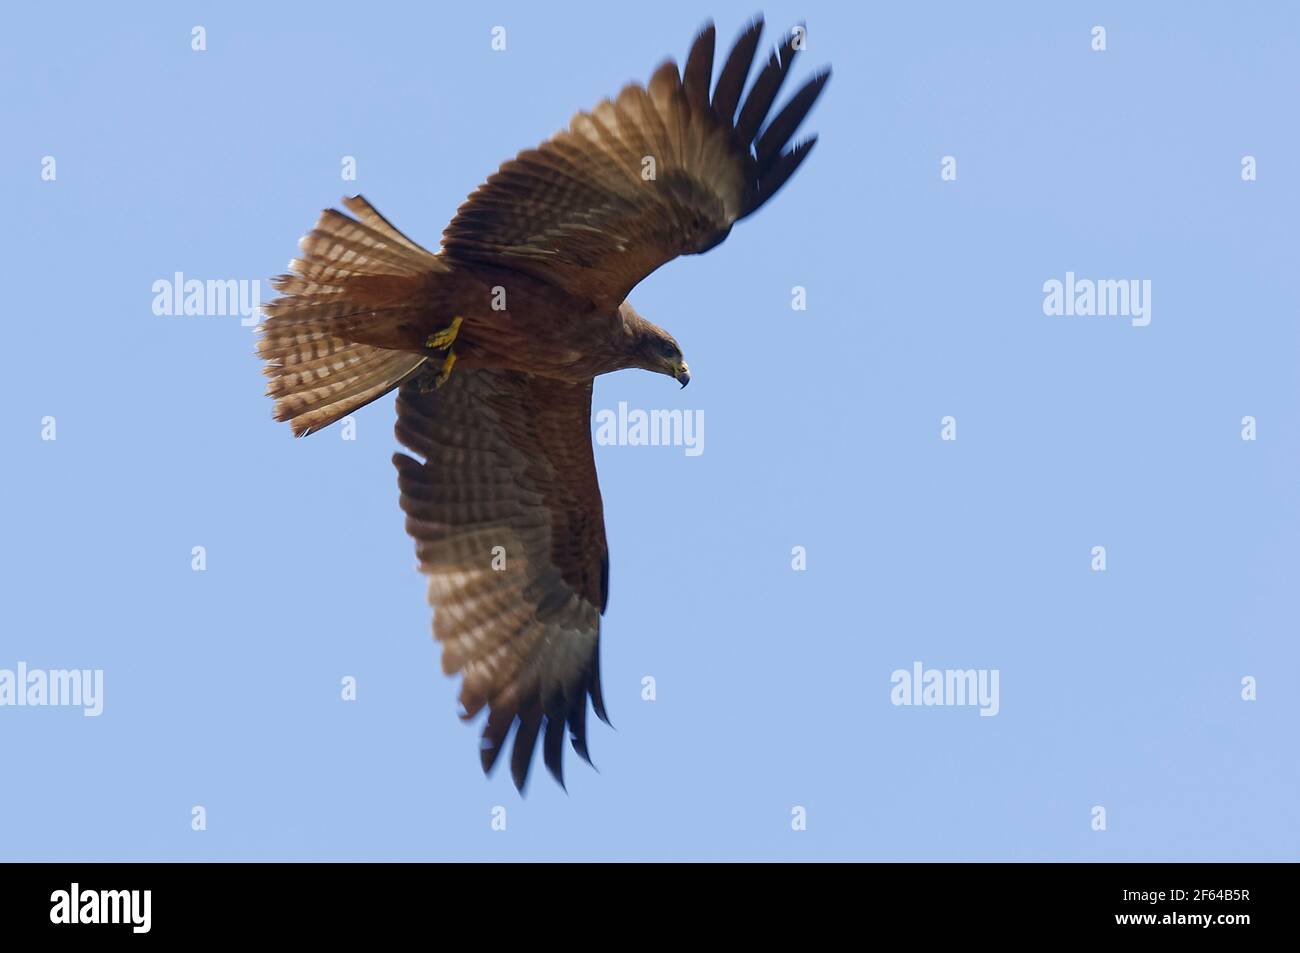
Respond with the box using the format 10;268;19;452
673;361;691;388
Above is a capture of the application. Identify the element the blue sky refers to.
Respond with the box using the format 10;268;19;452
1;1;1297;860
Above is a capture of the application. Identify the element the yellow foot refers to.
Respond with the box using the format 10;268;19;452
416;351;458;393
434;350;457;389
425;316;463;351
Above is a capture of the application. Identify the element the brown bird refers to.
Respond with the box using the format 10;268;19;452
257;17;829;790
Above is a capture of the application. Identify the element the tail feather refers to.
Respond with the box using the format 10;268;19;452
339;194;431;253
257;196;445;437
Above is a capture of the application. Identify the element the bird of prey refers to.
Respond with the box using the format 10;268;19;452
257;17;829;790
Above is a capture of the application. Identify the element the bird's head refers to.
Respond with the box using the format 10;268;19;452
620;301;690;387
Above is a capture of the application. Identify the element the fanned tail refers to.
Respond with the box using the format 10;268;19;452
257;195;446;437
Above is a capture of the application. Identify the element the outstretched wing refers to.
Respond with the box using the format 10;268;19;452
440;18;830;312
393;370;609;791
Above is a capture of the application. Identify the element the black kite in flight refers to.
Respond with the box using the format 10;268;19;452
257;17;829;790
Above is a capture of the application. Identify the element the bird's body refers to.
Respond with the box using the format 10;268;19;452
438;267;611;380
257;17;829;790
327;264;619;380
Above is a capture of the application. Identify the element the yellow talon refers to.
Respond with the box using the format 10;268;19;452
425;316;463;350
434;350;457;389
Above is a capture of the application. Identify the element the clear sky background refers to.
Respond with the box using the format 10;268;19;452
2;1;1297;860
